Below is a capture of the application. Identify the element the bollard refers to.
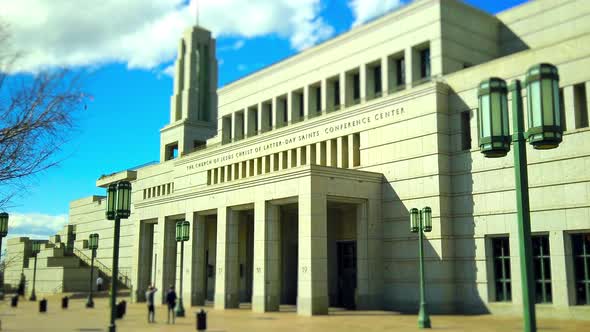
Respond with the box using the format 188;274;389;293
39;299;47;313
196;309;207;331
61;296;69;309
11;295;18;307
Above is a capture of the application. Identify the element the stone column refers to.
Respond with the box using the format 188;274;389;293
252;200;281;312
327;139;338;167
303;85;310;119
360;65;367;101
214;207;240;309
339;72;346;109
157;216;177;304
405;47;415;88
181;211;195;304
297;147;307;166
307;144;316;165
381;56;389;95
347;134;356;168
287;92;293;124
321;79;327;113
297;192;328;315
272;97;279;128
191;213;207;305
549;231;574;306
337;136;348;168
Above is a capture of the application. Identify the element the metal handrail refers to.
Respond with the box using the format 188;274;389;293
71;246;132;289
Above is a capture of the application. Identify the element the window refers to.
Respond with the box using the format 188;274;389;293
315;86;322;114
492;237;511;301
373;65;382;95
352;72;360;102
282;98;288;123
461;111;472;151
396;57;405;86
420;48;431;79
268;104;273;129
572;233;590;305
165;142;179;161
532;235;552;303
574;83;589;128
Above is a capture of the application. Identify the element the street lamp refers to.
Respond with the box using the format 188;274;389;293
477;63;563;332
175;220;190;317
86;233;99;308
410;206;432;329
0;212;8;300
105;181;131;332
29;241;41;301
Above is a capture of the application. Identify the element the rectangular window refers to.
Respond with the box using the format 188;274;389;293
316;86;322;114
461;111;472;151
396;57;405;86
373;65;382;96
298;93;304;118
282;98;288;124
572;233;590;305
492;237;512;302
532;235;552;303
574;83;589;128
334;80;341;106
353;72;360;102
420;48;431;79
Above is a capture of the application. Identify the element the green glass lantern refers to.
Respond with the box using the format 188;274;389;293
0;212;8;237
106;184;117;220
478;77;510;158
31;241;41;255
182;220;190;242
525;63;563;149
176;221;184;242
422;207;432;232
116;181;132;219
89;233;99;250
410;208;419;233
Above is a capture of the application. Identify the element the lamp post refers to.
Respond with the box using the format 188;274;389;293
477;63;563;332
410;206;432;329
86;233;99;308
105;181;131;332
0;212;8;300
29;242;41;301
175;220;190;317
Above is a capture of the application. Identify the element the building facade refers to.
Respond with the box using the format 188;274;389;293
7;0;590;319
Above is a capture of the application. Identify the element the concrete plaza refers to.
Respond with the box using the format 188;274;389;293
0;293;589;332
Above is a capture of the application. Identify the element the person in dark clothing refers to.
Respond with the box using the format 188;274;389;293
145;285;157;323
166;285;177;324
17;273;25;297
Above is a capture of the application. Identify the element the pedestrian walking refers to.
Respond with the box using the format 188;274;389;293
166;285;177;324
96;276;104;292
145;285;158;323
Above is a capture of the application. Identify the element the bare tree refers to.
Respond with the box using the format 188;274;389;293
0;23;86;208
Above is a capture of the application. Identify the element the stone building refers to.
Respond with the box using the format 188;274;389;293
6;0;590;319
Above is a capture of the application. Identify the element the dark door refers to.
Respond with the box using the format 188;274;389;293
337;241;357;309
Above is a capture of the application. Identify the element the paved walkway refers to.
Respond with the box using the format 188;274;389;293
0;294;589;332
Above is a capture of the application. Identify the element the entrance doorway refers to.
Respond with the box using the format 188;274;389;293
280;203;298;305
337;241;357;309
327;201;358;309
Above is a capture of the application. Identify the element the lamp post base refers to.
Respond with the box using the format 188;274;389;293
108;324;116;332
418;305;431;329
29;292;37;302
175;298;185;317
86;296;94;308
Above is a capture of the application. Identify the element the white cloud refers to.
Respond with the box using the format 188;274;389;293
0;0;334;74
348;0;407;27
6;213;68;240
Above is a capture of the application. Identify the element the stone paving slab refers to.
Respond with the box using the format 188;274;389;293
0;294;589;332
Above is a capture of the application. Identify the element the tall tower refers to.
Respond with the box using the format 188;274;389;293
160;26;218;162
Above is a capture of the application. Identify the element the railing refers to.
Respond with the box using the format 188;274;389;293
72;246;132;289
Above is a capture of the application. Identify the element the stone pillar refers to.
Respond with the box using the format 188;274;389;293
297;192;328;315
549;231;573;306
192;213;207;305
214;207;240;309
252;200;281;312
297;147;307;166
320;79;327;113
339;72;346;109
405;47;414;88
157;216;177;304
347;134;356;168
303;85;310;119
181;211;195;304
360;65;367;101
287;92;293;124
564;85;575;131
337;136;349;168
272;97;279;128
381;56;389;95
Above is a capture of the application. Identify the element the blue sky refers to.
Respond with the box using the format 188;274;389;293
2;0;527;238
